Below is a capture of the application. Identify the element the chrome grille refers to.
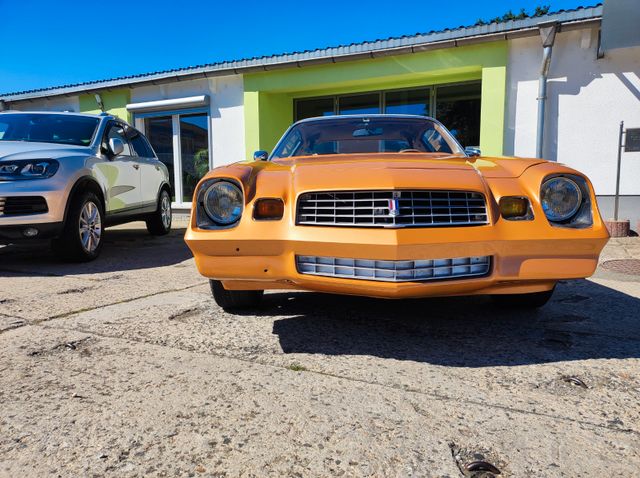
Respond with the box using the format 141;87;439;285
296;255;491;282
0;197;4;216
297;190;488;228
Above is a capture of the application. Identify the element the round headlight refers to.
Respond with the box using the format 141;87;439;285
540;177;582;222
202;181;243;225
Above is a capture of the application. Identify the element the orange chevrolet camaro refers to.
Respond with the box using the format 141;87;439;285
185;115;609;311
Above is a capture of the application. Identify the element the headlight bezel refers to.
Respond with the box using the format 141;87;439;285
196;178;244;229
0;159;59;180
540;174;593;228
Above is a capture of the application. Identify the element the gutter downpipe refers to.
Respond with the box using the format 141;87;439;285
536;22;559;159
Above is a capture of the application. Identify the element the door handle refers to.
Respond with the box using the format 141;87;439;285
133;164;140;170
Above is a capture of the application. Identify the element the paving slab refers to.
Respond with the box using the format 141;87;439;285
1;229;639;476
1;325;638;477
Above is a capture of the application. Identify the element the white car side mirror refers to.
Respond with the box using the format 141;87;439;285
108;137;124;157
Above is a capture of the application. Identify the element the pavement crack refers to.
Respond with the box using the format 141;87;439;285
41;322;640;439
34;282;206;325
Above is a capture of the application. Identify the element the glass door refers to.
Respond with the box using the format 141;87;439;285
145;116;175;201
141;110;210;208
179;114;209;204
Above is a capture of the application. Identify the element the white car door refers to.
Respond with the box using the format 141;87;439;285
126;126;166;209
97;122;142;214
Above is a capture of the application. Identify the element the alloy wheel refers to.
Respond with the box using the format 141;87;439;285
161;193;171;229
79;201;102;253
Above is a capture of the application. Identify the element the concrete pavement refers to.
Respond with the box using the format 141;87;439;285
1;224;639;477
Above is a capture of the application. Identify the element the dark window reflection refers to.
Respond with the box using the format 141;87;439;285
385;89;430;116
338;93;380;115
293;82;482;149
180;114;209;203
435;82;481;147
295;97;334;121
145;116;175;201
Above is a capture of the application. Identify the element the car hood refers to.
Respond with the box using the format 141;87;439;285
271;153;546;183
0;141;94;161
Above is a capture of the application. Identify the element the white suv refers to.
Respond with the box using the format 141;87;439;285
0;111;172;261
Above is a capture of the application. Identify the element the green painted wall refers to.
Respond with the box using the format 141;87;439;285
243;41;508;158
79;89;130;122
480;65;507;157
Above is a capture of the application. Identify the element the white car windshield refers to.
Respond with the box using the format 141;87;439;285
271;116;464;159
0;113;99;146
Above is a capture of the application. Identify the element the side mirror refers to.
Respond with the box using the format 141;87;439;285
253;150;269;161
465;147;481;157
108;137;124;157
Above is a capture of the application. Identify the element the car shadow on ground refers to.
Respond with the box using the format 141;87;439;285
0;226;192;276
264;279;640;367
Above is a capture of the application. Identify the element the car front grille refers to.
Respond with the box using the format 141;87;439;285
296;190;488;228
0;196;48;216
296;255;491;282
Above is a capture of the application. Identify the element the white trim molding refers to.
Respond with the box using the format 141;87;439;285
126;95;209;113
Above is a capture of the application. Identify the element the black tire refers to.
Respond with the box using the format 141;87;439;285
210;280;263;311
52;191;104;262
146;189;172;236
491;286;555;309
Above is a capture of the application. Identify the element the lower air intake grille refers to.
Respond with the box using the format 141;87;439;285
0;196;48;216
296;255;491;282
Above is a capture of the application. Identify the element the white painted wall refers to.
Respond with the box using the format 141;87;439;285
505;28;640;197
12;95;79;113
130;75;245;168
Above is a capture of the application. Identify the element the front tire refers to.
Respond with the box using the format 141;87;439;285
491;287;555;309
146;189;172;236
210;280;263;311
53;191;104;262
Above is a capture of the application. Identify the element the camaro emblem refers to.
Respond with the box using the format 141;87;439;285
388;198;400;217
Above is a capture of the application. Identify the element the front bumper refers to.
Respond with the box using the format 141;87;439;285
0;222;63;242
185;218;610;299
0;179;68;226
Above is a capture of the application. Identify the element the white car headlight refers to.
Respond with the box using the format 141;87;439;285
540;176;583;222
202;181;243;225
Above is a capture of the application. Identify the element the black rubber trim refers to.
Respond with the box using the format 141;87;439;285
0;222;63;241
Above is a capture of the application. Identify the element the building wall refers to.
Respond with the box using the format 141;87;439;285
505;27;640;225
11;95;79;112
80;90;130;122
130;75;246;167
244;41;508;160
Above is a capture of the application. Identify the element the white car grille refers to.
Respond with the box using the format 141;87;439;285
296;190;489;228
296;255;491;282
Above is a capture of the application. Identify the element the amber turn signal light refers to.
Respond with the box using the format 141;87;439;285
499;196;530;219
254;198;284;220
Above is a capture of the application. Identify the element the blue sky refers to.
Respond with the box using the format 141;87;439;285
0;0;595;94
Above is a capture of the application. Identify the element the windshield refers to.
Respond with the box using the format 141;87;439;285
0;113;99;146
271;116;464;159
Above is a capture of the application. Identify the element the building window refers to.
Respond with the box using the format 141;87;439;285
384;88;431;116
179;114;209;204
294;82;480;147
338;93;380;115
435;83;481;148
137;109;210;207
